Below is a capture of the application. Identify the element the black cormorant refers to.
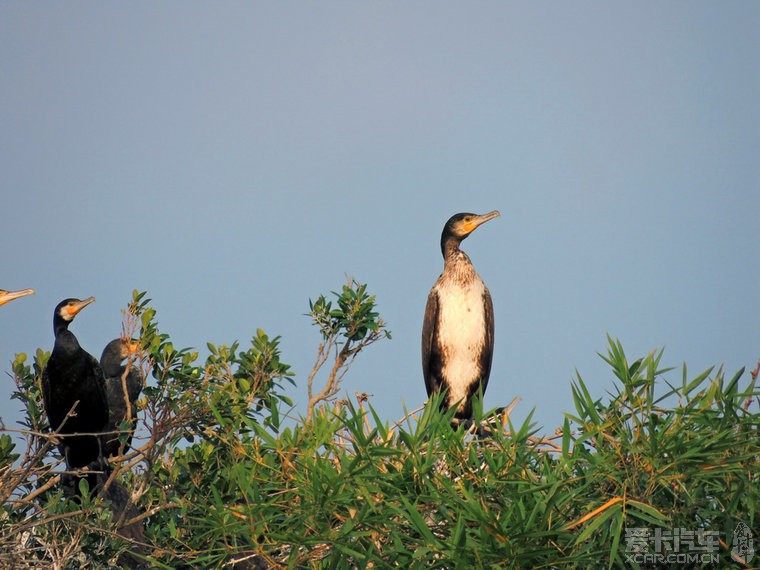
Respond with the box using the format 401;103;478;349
100;338;143;459
0;288;35;306
422;211;500;422
42;297;109;487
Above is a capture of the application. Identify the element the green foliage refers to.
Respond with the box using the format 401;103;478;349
0;288;757;569
305;279;391;423
309;281;391;343
560;336;758;568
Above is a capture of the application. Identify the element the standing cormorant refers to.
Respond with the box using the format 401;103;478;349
422;211;500;423
0;288;35;306
100;338;143;459
42;297;109;489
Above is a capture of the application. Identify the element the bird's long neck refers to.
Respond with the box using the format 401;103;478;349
101;353;123;377
441;234;462;259
52;326;82;359
441;238;477;286
53;311;74;336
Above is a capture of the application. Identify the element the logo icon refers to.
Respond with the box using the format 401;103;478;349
731;522;754;564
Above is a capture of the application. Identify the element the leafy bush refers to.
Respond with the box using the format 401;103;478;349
0;284;757;569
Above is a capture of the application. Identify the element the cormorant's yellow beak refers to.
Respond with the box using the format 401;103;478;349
66;297;96;319
463;210;500;234
0;288;36;307
123;339;141;356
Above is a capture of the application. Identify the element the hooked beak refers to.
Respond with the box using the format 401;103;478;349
68;297;96;318
463;210;501;234
122;338;141;357
0;288;36;307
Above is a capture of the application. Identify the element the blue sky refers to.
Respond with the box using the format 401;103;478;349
2;3;758;436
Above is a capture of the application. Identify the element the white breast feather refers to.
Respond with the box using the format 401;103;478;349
437;278;486;413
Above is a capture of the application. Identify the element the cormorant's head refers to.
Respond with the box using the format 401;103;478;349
54;297;96;326
0;288;35;307
441;211;500;256
102;338;140;361
101;338;140;375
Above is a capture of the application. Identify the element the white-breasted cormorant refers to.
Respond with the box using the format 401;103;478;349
422;211;500;422
42;297;109;487
0;288;35;306
100;338;143;459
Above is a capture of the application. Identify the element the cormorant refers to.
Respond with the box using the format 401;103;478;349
422;211;500;423
0;288;35;306
42;297;109;489
100;338;143;459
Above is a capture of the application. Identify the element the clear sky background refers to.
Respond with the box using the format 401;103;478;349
2;3;758;436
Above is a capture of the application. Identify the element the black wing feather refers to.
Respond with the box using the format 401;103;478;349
479;286;495;394
421;288;442;397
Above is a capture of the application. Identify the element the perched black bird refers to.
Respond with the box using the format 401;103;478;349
0;288;35;307
422;211;500;423
100;338;143;459
42;297;109;489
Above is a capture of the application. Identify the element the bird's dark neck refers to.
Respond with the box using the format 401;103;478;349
440;240;477;286
441;235;465;259
53;314;71;336
52;327;82;359
442;235;473;263
101;353;124;377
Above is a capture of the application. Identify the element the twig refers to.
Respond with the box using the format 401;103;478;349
392;405;426;430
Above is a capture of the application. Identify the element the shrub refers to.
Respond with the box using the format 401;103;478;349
0;286;757;569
